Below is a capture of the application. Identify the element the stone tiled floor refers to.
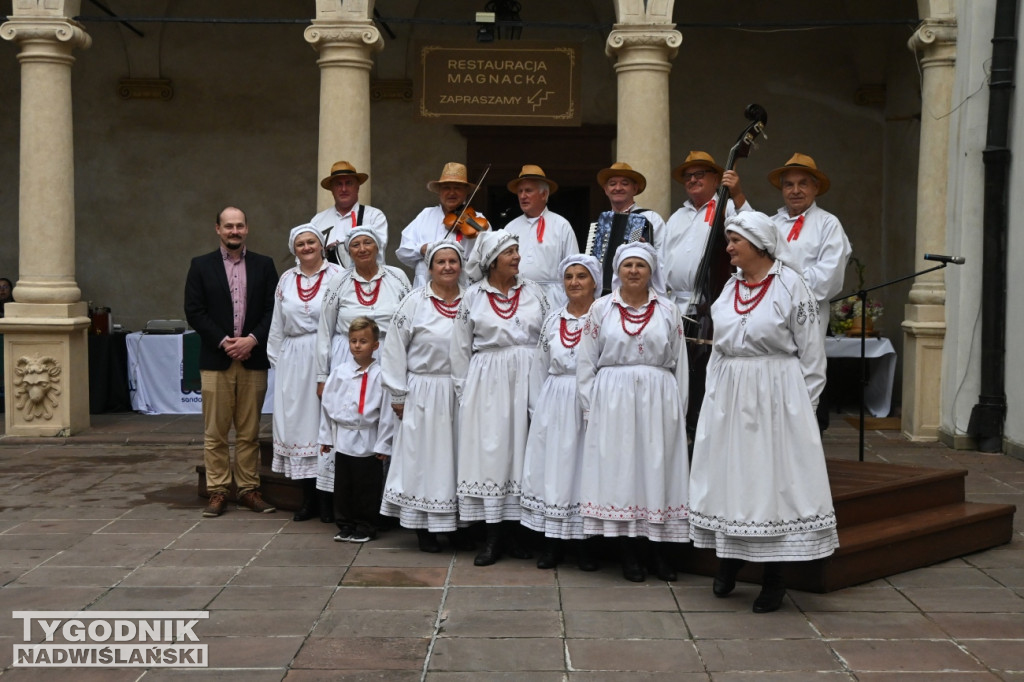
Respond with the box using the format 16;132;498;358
0;414;1020;680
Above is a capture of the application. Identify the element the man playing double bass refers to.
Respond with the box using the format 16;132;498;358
664;151;751;314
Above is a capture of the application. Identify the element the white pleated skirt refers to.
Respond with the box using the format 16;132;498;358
689;354;839;562
520;374;586;540
579;365;690;542
381;373;460;532
456;345;533;523
270;333;319;480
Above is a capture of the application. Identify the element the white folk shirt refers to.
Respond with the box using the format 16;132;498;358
397;205;484;288
315;266;411;382
318;358;389;457
310;202;389;269
380;284;464;404
771;202;852;309
503;208;580;307
576;289;688;419
664;197;751;308
267;261;342;364
450;277;549;402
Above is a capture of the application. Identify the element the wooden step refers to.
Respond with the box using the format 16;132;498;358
827;459;967;526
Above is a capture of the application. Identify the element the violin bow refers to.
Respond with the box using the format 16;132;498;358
445;163;492;238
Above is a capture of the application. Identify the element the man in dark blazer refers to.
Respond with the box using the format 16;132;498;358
184;206;278;517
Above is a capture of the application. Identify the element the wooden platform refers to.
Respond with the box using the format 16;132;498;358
198;448;1017;593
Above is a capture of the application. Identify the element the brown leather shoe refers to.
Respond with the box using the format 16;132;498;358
202;493;227;518
238;490;276;514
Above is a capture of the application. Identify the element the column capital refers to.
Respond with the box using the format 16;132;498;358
1;17;91;52
606;25;682;62
304;21;383;55
908;18;957;66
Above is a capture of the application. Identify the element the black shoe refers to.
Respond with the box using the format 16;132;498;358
416;529;442;553
621;538;646;582
535;539;562;569
652;545;677;582
505;522;534;560
576;539;600;572
292;480;317;522
713;558;746;597
752;562;786;613
318;491;335;524
474;525;502;566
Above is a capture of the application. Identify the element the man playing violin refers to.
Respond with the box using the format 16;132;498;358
397;162;489;288
664;151;751;313
311;160;389;268
503;165;580;307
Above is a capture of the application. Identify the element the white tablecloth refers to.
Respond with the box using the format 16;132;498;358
824;336;896;418
126;331;274;415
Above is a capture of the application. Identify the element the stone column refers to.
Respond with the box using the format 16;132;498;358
1;2;92;436
605;24;681;219
304;1;383;211
902;13;957;441
605;1;680;218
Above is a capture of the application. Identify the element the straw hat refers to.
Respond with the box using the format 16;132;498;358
671;151;724;185
596;162;647;194
507;164;559;194
767;153;831;195
320;161;368;190
427;162;475;193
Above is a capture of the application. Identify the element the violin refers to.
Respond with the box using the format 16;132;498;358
444;205;490;238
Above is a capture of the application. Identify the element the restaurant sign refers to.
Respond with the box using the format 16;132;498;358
416;42;581;126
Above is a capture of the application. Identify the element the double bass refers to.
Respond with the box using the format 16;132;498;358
684;104;768;435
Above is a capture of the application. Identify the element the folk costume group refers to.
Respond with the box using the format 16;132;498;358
189;151;850;615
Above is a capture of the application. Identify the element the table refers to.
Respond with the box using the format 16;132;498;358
126;331;274;415
88;331;131;413
824;336;896;418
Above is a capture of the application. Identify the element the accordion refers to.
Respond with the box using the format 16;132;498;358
585;211;652;293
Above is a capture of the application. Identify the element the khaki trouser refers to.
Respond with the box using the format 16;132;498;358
201;361;267;496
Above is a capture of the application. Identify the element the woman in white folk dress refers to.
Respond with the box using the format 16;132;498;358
689;211;838;613
315;227;410;522
520;254;601;571
380;242;467;553
577;242;690;583
267;224;342;521
451;230;549;566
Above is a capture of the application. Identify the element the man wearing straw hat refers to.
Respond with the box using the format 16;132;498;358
397;162;488;288
311;160;389;268
503;164;580;307
664;150;752;312
768;153;851;432
767;153;851;337
595;162;666;254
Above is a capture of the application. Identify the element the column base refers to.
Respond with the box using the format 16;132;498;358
2;302;91;436
900;303;945;442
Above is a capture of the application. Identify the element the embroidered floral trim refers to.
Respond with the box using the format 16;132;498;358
382;490;458;513
579;501;688;524
457;479;521;497
521;494;580;518
688;510;837;536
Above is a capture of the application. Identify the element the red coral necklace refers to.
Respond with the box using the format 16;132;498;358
734;275;774;315
487;288;521;319
354;277;382;306
296;270;327;303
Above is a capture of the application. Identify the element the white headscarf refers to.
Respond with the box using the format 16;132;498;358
287;223;326;265
464;230;519;283
345;226;384;264
611;242;666;294
558;254;602;292
425;241;468;288
724;211;796;271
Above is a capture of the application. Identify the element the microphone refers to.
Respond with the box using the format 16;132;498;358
924;253;966;265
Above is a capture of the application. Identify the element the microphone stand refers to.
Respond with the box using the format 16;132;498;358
831;260;952;462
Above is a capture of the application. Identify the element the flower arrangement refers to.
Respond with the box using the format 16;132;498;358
829;257;884;336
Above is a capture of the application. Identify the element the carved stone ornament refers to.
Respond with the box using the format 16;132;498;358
908;19;957;56
606;26;682;59
303;23;384;53
13;355;63;422
0;19;91;50
118;78;174;101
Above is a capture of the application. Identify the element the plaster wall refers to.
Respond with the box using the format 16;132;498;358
1004;3;1024;452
